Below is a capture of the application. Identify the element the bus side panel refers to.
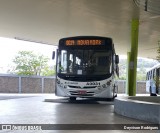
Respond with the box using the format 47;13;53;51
146;79;156;94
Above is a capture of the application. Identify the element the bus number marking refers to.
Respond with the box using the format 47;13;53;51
86;82;100;86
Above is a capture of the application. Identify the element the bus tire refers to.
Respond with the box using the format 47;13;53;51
156;88;159;94
150;86;153;96
150;86;157;96
69;97;76;101
113;84;117;99
110;97;115;101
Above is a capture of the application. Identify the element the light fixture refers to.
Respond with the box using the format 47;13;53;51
133;0;160;15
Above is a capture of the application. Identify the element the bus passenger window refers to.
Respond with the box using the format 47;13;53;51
146;73;148;80
148;72;150;80
158;68;160;76
68;60;73;73
150;71;152;79
153;69;155;79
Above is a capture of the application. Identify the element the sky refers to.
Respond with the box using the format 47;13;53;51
0;37;57;73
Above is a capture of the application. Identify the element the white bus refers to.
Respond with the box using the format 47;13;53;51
53;36;119;100
146;64;160;96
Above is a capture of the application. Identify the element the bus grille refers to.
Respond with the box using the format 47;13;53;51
69;91;94;96
68;85;97;89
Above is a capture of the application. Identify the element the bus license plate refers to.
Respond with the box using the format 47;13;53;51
78;90;87;94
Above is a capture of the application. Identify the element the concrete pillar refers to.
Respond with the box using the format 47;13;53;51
126;52;130;95
128;19;139;96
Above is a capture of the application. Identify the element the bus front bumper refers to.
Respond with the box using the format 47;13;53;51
55;86;114;99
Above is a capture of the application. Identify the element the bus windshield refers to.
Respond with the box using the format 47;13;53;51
57;49;112;76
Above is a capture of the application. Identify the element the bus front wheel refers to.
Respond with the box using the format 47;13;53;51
69;97;76;101
150;87;157;96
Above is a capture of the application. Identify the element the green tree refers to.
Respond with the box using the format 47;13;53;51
13;51;53;76
42;66;56;76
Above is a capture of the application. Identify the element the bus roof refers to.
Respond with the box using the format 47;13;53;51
59;36;113;41
147;63;160;72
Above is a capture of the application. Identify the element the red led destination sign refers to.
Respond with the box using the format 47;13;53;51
65;39;104;46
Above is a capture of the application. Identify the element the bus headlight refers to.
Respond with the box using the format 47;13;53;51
102;84;107;88
101;81;111;88
60;83;63;87
106;80;111;86
97;86;101;90
57;79;60;84
64;85;67;89
58;83;67;89
97;85;106;90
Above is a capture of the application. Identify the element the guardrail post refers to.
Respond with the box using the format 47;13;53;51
41;77;44;93
19;76;22;93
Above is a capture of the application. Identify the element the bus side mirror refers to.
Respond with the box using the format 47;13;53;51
115;55;119;64
52;51;55;60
